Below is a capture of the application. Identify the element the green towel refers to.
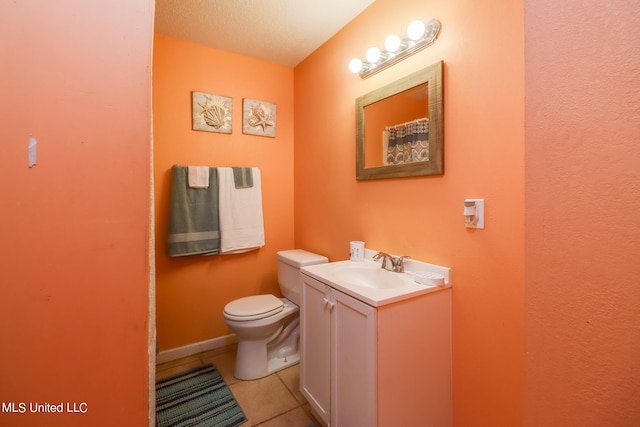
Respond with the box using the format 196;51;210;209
232;167;253;188
167;166;220;256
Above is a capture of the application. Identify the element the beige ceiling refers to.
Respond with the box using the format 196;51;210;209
154;0;375;67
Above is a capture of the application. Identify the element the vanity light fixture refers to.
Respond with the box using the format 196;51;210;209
349;19;441;79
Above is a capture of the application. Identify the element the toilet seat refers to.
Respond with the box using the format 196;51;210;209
224;294;284;321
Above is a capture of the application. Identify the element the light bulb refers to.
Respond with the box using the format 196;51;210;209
348;58;363;73
407;20;426;41
366;46;381;63
384;34;402;52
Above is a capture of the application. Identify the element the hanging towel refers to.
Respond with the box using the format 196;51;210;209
188;166;210;189
218;167;265;254
232;167;253;188
167;165;220;257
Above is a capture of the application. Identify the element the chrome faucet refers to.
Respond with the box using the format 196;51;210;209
372;252;410;273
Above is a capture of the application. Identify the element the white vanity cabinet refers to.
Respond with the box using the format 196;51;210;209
300;274;376;427
300;270;452;427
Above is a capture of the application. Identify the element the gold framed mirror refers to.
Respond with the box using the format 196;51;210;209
356;61;443;180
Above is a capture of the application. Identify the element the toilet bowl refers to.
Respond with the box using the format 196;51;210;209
223;249;328;380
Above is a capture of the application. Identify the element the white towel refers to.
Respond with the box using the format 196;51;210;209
188;166;209;189
218;167;265;254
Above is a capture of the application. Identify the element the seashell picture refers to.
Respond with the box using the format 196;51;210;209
242;98;276;138
192;91;232;134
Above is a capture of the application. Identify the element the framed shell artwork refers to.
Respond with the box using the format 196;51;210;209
192;91;232;134
242;98;276;138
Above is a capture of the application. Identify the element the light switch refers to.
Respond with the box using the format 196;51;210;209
28;137;37;167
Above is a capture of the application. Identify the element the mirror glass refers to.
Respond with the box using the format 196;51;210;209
356;61;443;180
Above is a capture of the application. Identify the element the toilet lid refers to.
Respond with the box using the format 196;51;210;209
223;294;284;321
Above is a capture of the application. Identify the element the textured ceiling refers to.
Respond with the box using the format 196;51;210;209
154;0;375;67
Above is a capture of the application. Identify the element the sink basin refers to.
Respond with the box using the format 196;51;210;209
332;264;405;289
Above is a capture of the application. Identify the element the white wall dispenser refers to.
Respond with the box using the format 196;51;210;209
464;199;484;229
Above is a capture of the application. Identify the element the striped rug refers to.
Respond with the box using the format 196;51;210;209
156;363;247;427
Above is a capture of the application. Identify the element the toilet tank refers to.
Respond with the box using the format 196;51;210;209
277;249;328;305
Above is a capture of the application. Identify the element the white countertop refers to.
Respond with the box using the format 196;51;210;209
301;255;451;307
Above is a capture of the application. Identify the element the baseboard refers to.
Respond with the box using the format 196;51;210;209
156;334;238;364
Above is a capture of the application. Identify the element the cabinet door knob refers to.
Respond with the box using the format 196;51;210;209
323;298;335;311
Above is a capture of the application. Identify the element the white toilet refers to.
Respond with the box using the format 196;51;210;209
223;249;328;380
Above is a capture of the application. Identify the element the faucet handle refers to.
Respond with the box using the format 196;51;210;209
395;256;410;273
373;252;391;262
373;252;392;270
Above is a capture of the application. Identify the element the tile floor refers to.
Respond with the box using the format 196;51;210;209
156;345;319;427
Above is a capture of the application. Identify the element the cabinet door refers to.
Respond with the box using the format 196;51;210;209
332;290;377;427
300;275;332;425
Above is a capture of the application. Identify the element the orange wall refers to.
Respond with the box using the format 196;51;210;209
0;1;153;426
153;35;295;350
524;1;640;425
294;0;524;425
